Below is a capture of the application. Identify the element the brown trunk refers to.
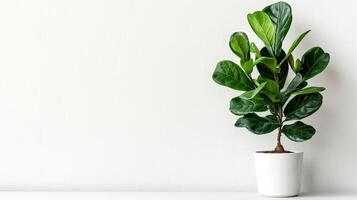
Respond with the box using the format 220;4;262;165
274;104;286;153
274;143;285;153
274;132;286;152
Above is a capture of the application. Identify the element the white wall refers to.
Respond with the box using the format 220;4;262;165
0;0;355;192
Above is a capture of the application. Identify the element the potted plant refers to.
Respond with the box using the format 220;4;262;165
212;1;330;197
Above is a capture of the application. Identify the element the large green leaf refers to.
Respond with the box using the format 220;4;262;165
247;11;275;48
299;47;330;80
284;93;323;120
230;96;268;116
282;73;303;97
212;60;254;91
277;30;310;69
257;76;280;103
263;1;292;56
235;113;279;134
292;87;325;95
240;82;267;100
257;48;288;89
230;32;250;63
282;121;315;142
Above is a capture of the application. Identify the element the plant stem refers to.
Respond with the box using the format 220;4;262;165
272;49;285;153
274;104;285;153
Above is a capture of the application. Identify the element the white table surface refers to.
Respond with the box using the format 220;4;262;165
0;192;354;200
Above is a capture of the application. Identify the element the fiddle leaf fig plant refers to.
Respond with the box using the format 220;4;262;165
212;1;330;153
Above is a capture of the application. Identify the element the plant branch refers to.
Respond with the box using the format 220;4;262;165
272;50;285;152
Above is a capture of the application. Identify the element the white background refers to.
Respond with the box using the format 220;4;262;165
0;0;355;193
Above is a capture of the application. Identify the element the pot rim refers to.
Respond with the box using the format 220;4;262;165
254;151;303;155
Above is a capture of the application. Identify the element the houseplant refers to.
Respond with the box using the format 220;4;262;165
212;1;330;197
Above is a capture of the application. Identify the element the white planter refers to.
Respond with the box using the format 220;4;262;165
254;152;303;197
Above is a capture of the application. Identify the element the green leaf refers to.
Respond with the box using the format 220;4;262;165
230;32;250;63
263;1;292;56
242;59;254;74
287;30;310;56
240;82;267;100
282;121;315;142
278;56;289;89
296;81;308;90
256;48;275;80
212;60;254;91
257;76;280;103
284;93;323;120
250;42;261;58
282;74;303;97
245;56;277;75
277;30;310;69
292;87;325;95
235;113;279;135
247;11;275;48
258;57;278;73
230;96;268;116
294;58;301;73
299;47;330;80
288;54;294;69
256;47;289;89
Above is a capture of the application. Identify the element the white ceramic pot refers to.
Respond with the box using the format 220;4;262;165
254;152;303;197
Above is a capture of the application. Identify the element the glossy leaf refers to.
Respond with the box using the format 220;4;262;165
242;59;254;74
247;11;275;48
294;58;301;73
258;57;278;73
256;48;275;80
282;121;315;142
292;87;325;95
288;54;294;71
258;76;280;102
235;113;279;134
240;82;267;100
212;60;254;91
287;30;310;56
278;57;289;89
296;81;308;90
250;42;261;57
257;48;289;89
230;32;251;63
248;56;278;75
282;73;303;97
263;1;292;56
277;30;310;69
300;47;330;80
230;96;268;116
284;93;323;120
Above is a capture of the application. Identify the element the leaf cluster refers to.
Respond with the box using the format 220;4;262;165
212;1;330;143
